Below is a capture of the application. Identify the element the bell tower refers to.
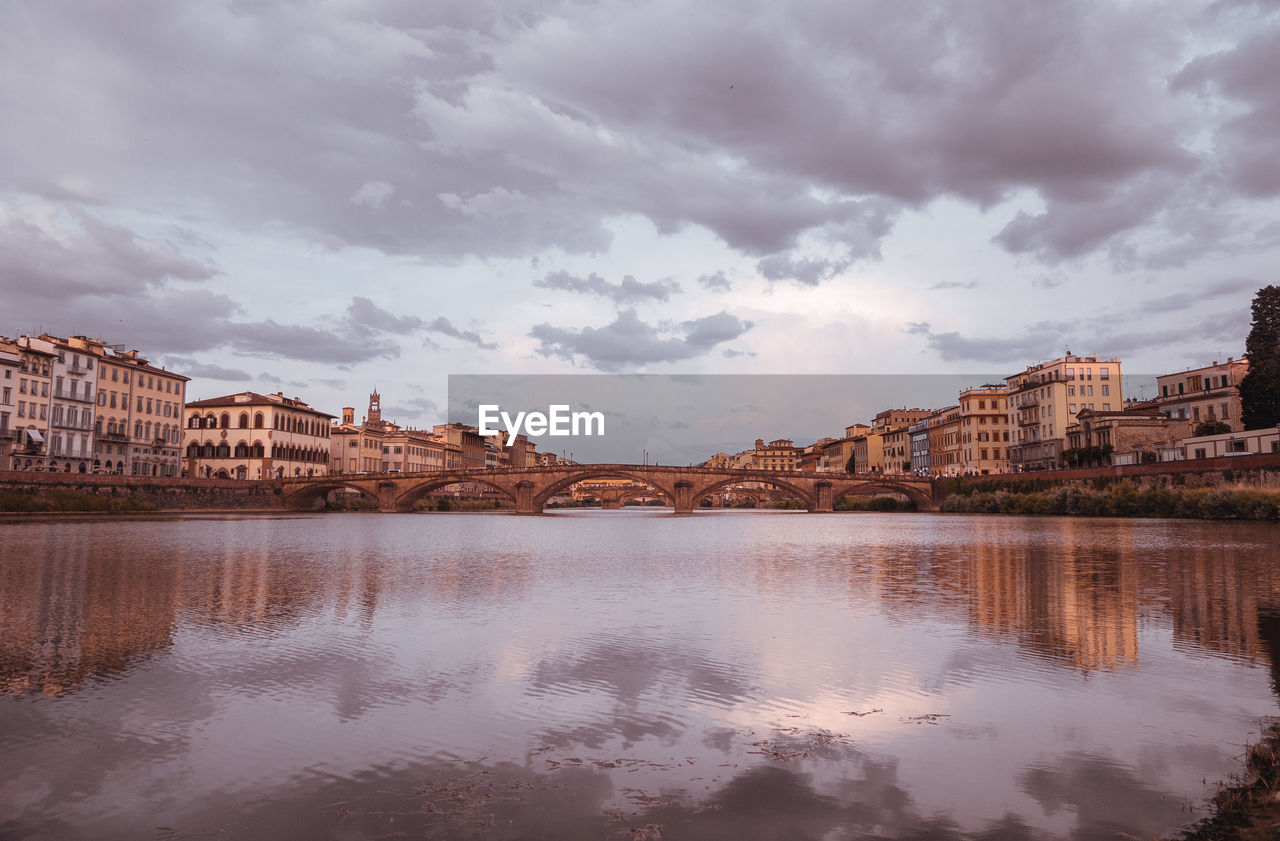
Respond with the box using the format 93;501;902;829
368;389;381;424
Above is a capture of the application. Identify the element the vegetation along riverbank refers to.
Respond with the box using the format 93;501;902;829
940;480;1280;520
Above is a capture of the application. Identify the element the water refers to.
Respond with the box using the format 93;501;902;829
1;510;1278;840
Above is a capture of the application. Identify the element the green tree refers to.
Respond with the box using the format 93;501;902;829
1240;285;1280;429
846;451;857;473
1193;420;1231;437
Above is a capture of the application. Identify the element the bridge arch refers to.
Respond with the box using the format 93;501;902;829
392;474;517;512
532;468;679;512
690;474;815;509
831;480;933;509
282;480;383;511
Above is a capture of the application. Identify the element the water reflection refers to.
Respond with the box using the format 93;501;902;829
0;513;1277;840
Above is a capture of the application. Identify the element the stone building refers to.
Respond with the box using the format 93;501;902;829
928;405;962;475
184;391;334;479
1153;357;1248;432
1064;408;1193;467
0;340;19;469
751;438;801;471
1006;354;1123;471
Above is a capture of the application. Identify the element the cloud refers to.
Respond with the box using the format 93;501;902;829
697;271;732;292
533;270;681;304
529;308;753;371
425;316;498;350
343;296;425;336
350;180;395;208
929;281;978;290
163;357;251;381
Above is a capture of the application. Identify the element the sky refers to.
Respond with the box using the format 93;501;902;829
2;0;1278;432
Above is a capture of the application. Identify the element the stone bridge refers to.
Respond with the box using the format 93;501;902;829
280;464;937;514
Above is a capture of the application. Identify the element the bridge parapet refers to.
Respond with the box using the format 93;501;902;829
280;465;937;514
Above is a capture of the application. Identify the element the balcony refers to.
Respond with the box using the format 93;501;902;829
100;430;128;442
52;388;95;404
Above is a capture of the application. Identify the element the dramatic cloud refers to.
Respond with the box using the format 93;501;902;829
530;309;753;371
533;271;681;304
343;296;425;336
425;317;499;350
162;358;252;381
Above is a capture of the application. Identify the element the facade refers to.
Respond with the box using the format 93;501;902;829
18;336;97;474
881;426;912;475
751;438;801;471
6;342;54;470
1006;354;1123;471
871;408;934;432
928;405;962;475
958;385;1010;475
73;336;188;476
852;431;886;473
1174;428;1280;460
433;423;486;470
1154;357;1247;432
909;418;932;474
1064;408;1193;467
819;438;856;473
0;341;18;469
184;392;334;479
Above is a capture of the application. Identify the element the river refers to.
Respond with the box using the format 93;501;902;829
1;511;1278;840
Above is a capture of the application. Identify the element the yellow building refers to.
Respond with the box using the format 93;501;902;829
751;438;800;471
958;385;1010;475
928;405;962;475
184;391;334;479
1006;354;1123;471
1154;357;1247;432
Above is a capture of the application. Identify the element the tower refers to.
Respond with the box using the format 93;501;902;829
368;390;381;424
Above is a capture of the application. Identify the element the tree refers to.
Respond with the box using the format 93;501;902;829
1240;285;1280;430
845;451;857;473
1193;420;1231;437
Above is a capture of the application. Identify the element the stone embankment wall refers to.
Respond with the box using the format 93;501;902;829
936;452;1280;500
0;471;285;511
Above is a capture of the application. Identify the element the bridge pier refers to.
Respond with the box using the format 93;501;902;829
672;480;696;515
811;480;834;513
514;480;539;515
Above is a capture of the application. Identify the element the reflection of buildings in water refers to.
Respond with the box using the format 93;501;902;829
963;521;1138;673
1165;542;1280;663
0;531;179;696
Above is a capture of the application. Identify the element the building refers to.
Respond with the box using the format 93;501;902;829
871;408;934;432
881;425;913;475
433;423;486;470
1174;427;1280;461
69;336;188;476
1006;354;1123;471
331;391;459;474
184;391;334;479
909;417;932;474
5;341;54;470
852;430;887;473
1154;357;1248;432
1064;408;1193;467
751;438;801;471
928;405;962;475
17;335;99;474
958;385;1010;475
0;340;19;469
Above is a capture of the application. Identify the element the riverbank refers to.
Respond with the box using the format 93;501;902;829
940;481;1280;520
0;488;157;514
1176;720;1280;840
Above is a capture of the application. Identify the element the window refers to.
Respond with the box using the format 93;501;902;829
112;369;118;381
18;380;26;394
1101;385;1109;396
1068;385;1075;396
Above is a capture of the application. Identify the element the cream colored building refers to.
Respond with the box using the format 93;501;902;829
958;385;1010;475
185;391;334;479
852;431;886;473
17;335;99;474
1006;354;1123;471
1154;357;1247;432
751;438;801;471
64;336;189;476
